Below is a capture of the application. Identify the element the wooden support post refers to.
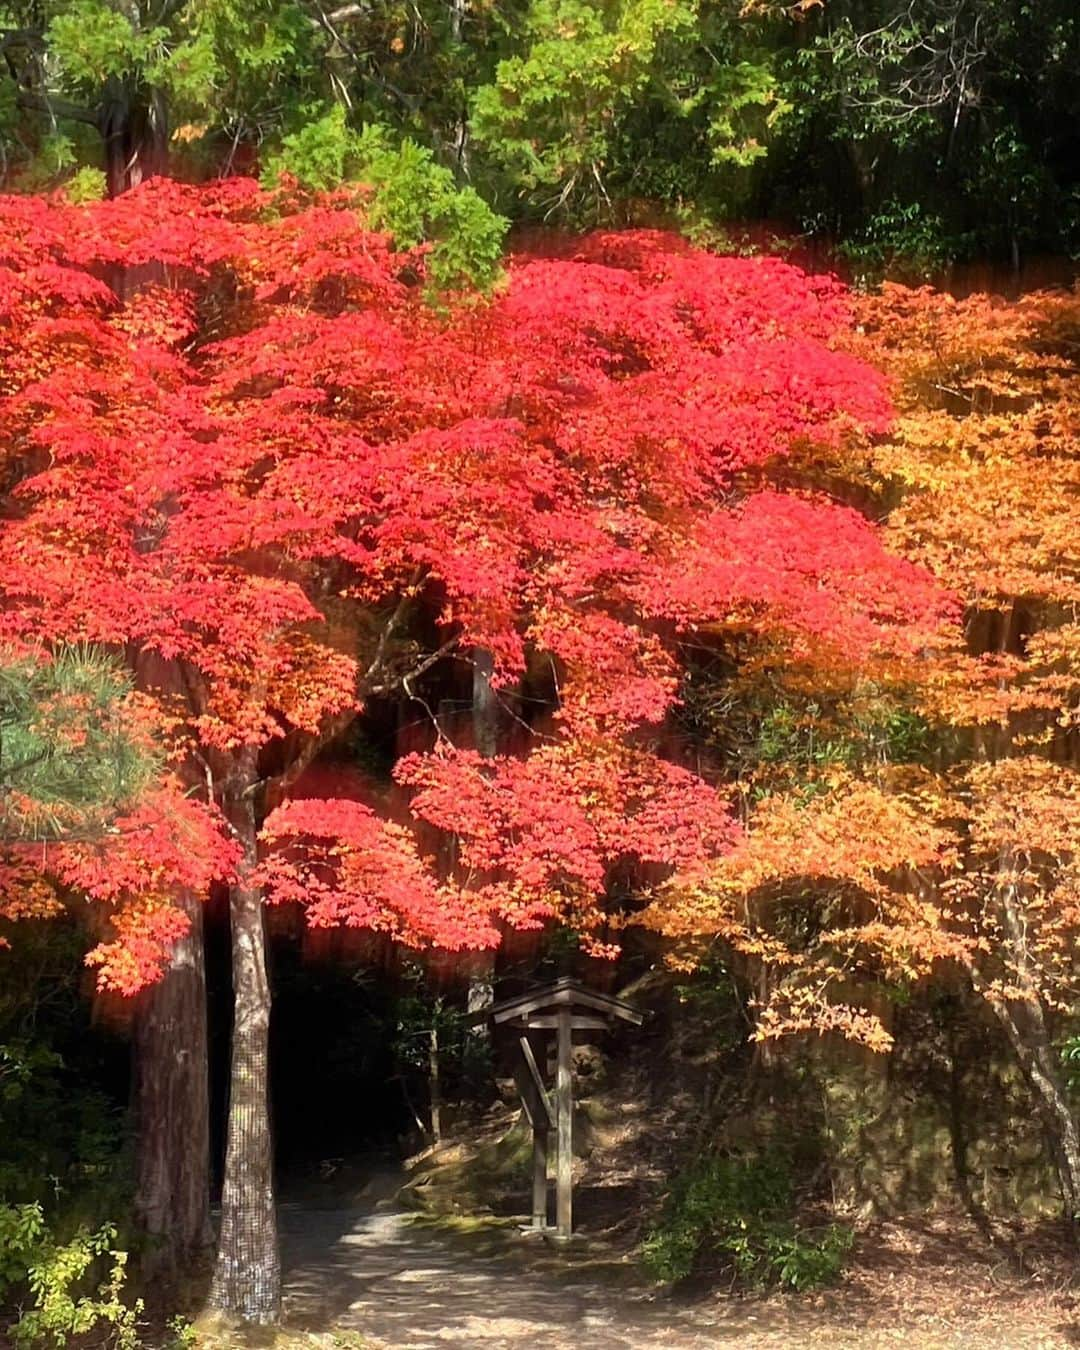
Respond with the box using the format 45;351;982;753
532;1121;549;1230
519;1035;554;1126
555;1006;573;1238
519;1034;550;1230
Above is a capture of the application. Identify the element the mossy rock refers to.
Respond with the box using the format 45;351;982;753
398;1114;533;1216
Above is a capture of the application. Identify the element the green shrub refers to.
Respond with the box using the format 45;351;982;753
0;1030;127;1214
262;106;507;295
1062;1034;1080;1095
165;1314;198;1349
642;1153;852;1289
64;167;108;204
758;1223;854;1291
0;1203;143;1347
838;199;960;284
1;926;138;1343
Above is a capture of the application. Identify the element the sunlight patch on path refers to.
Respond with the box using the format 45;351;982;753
280;1205;722;1349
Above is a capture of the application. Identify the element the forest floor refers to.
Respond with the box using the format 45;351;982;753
276;1197;1080;1349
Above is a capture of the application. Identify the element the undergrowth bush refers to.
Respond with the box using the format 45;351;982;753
0;1202;143;1346
642;1153;852;1289
261;106;507;294
1;924;142;1345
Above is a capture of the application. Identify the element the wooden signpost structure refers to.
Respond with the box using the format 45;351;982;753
473;977;643;1240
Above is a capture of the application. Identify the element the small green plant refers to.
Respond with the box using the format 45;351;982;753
0;1203;45;1290
165;1314;198;1349
642;1153;851;1289
839;199;959;284
1062;1035;1080;1094
64;167;108;204
262;104;354;194
759;1224;854;1291
755;692;931;778
16;133;78;193
0;1203;143;1347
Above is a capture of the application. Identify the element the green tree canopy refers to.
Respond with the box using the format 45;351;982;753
0;647;158;842
2;1;1077;277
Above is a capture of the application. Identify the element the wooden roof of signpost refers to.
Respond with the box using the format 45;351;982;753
466;976;645;1029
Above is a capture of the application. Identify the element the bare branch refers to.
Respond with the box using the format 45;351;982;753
363;576;422;687
155;0;192;23
325;3;370;21
821;1;986;121
404;635;460;686
0;28;45;53
16;90;101;128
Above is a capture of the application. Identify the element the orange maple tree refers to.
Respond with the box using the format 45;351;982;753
655;279;1080;1221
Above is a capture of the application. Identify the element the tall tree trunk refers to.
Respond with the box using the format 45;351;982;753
133;888;213;1279
466;648;496;1045
100;80;168;197
986;992;1080;1227
209;757;281;1323
994;872;1080;1226
428;1014;443;1145
130;654;213;1276
472;648;498;759
970;868;1080;1232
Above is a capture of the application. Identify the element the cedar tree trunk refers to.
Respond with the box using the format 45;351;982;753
101;80;168;197
208;758;281;1322
133;887;213;1278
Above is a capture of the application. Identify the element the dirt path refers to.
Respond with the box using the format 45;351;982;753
280;1204;1080;1349
281;1206;724;1348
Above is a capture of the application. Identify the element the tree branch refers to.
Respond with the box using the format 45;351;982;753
325;3;370;21
16;90;101;128
363;578;421;687
266;706;358;805
155;0;192;23
0;28;45;53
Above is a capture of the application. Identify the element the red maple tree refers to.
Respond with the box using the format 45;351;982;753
0;181;947;1320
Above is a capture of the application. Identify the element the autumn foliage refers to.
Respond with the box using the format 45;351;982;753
0;178;950;993
656;278;1080;1088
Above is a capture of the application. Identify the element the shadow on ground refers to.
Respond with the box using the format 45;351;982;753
280;1203;728;1349
280;1197;1080;1350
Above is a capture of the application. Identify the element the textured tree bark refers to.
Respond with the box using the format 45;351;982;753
466;648;497;1039
209;761;281;1323
428;1020;443;1144
969;872;1080;1235
100;80;169;197
995;877;1080;1229
472;648;498;759
133;888;213;1279
988;994;1080;1229
129;651;213;1278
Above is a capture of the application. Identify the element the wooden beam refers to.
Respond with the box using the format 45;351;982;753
517;1034;551;1229
555;1006;573;1238
532;1117;549;1230
520;1014;610;1030
487;979;644;1026
518;1084;538;1131
518;1036;554;1128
